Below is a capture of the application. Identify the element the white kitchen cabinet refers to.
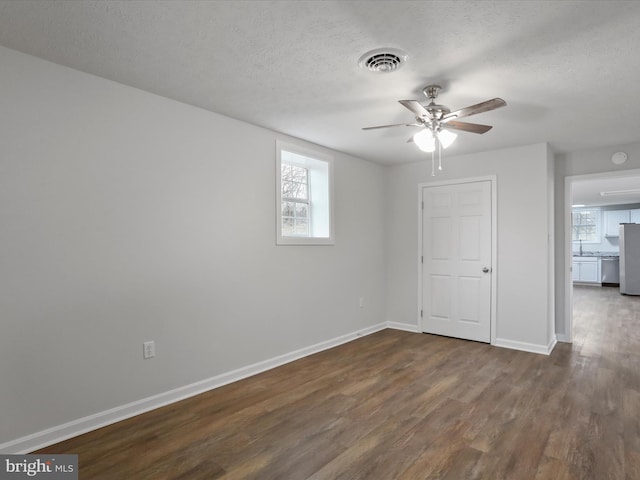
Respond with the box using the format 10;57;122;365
630;209;640;223
604;210;632;237
572;256;600;283
571;261;580;282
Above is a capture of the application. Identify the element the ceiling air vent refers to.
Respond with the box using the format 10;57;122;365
358;48;408;73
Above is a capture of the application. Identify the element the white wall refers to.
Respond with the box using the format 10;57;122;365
0;46;387;448
554;141;640;338
385;143;554;351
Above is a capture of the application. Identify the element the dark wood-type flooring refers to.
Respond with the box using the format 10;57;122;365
37;286;640;479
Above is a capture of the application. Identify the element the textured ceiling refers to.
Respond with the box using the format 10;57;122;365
0;0;640;167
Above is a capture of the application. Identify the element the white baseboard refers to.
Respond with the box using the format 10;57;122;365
0;322;388;454
493;336;557;355
386;321;420;333
556;333;571;343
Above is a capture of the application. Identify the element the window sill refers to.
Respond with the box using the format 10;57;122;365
277;236;334;246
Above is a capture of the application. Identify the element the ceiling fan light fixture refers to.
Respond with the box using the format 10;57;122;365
413;129;435;152
362;84;506;174
438;129;457;149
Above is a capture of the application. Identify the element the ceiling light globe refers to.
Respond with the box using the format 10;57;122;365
413;129;435;152
438;129;457;149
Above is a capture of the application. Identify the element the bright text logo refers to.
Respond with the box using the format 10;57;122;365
0;455;77;479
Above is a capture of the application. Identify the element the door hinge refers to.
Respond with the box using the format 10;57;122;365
421;256;423;264
420;309;423;318
422;201;424;210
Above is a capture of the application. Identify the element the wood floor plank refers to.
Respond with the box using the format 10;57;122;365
34;286;640;479
626;450;640;480
534;456;577;480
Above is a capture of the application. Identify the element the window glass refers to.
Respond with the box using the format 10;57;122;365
572;209;598;242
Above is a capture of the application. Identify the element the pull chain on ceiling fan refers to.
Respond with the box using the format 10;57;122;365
363;85;506;175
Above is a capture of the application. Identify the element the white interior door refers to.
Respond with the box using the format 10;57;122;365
421;180;492;342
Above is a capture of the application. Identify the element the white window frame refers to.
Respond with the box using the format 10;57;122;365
276;140;334;245
572;207;600;244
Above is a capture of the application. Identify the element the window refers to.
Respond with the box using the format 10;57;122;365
276;141;333;245
572;208;599;242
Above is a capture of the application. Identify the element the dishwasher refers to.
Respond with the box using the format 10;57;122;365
601;256;620;286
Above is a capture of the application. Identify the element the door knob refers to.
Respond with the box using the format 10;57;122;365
482;267;491;273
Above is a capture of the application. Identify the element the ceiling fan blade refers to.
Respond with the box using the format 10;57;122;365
442;120;493;134
443;98;506;121
362;122;421;130
399;100;429;117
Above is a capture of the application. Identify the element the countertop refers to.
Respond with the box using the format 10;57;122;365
573;251;619;258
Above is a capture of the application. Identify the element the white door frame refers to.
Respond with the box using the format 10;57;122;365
563;167;640;343
418;175;498;345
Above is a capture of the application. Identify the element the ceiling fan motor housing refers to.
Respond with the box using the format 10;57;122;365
421;85;450;119
426;104;450;118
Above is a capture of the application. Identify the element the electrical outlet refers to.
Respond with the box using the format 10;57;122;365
143;341;155;359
